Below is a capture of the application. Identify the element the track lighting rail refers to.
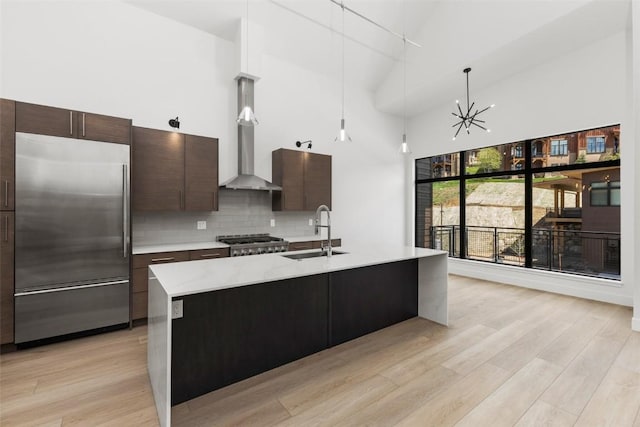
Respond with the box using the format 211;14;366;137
328;0;421;48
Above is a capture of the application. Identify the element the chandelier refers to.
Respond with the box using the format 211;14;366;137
451;67;494;140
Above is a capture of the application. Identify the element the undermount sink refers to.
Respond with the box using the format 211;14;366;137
282;250;347;260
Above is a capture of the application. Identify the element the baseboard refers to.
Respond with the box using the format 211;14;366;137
0;343;17;354
633;317;640;332
449;258;633;307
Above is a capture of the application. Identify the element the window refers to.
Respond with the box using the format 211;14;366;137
416;124;621;280
587;136;605;153
550;139;567;156
590;181;620;206
513;145;523;158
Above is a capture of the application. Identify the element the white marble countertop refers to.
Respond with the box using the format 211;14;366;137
132;235;336;255
150;245;447;297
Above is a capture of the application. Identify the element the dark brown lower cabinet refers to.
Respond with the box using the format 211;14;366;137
132;251;190;320
0;212;14;344
188;248;229;260
169;259;418;405
131;250;229;320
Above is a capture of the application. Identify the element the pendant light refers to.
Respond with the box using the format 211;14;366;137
451;67;494;140
400;34;411;154
335;1;351;142
237;0;258;126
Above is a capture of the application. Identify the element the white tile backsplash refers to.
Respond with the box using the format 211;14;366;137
133;189;316;246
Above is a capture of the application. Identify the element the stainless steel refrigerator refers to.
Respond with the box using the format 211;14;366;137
14;132;130;343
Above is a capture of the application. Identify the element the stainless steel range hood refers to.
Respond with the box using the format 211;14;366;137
221;77;281;191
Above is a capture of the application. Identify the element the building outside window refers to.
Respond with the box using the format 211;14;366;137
512;145;523;158
550;139;568;156
590;181;620;207
415;124;621;280
587;136;605;153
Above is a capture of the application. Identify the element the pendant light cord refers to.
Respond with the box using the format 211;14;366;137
403;37;407;136
402;0;407;148
402;0;406;137
246;0;249;75
341;1;345;120
466;71;470;114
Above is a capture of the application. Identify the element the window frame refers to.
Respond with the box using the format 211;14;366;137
415;123;621;279
586;136;606;154
589;180;621;207
550;139;568;156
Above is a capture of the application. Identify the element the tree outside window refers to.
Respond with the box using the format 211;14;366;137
477;148;502;173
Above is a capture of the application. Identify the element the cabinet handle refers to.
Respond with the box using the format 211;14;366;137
282;193;286;209
82;113;86;137
3;180;7;207
69;111;73;135
122;164;128;258
212;192;216;210
179;190;184;209
200;253;220;258
3;215;8;242
151;257;175;263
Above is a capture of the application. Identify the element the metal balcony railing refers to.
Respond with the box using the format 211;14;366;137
428;225;620;279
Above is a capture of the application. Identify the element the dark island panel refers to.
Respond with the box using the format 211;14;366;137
170;273;329;405
329;259;418;346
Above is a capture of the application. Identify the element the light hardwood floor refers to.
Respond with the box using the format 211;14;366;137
1;275;639;426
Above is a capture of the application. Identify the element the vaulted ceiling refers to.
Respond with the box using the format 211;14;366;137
126;0;631;117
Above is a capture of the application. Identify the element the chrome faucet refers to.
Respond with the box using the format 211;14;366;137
314;204;332;257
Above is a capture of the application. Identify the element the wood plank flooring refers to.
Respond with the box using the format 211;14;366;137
1;275;638;426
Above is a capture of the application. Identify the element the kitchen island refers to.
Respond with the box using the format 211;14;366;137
147;245;448;427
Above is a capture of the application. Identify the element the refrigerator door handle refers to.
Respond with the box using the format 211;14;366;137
15;279;130;296
123;164;128;258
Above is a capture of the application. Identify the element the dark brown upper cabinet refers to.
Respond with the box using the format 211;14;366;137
15;101;131;144
0;99;15;211
185;134;219;211
132;127;218;212
272;148;331;211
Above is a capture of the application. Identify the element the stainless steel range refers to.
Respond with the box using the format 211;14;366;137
217;234;289;256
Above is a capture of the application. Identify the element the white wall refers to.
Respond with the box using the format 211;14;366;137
1;0;406;248
631;0;640;331
407;31;637;310
409;32;626;156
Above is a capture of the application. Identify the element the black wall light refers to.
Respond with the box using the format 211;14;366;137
296;140;312;149
168;117;180;129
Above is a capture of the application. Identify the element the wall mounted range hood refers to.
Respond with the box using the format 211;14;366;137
221;77;281;191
